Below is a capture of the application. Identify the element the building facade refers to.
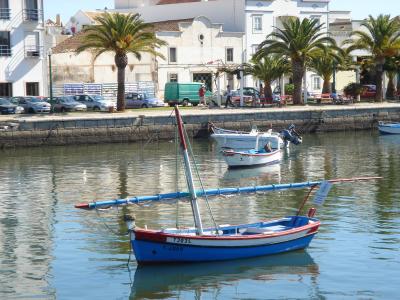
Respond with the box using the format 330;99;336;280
155;16;244;94
111;0;334;94
0;0;46;97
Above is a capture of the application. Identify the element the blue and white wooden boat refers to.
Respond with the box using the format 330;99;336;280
378;121;400;134
128;107;319;264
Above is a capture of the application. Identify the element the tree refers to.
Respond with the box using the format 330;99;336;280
256;17;336;104
343;15;400;102
384;56;400;99
243;55;290;101
76;12;166;111
309;49;346;94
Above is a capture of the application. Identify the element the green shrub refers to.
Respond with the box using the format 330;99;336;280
343;83;363;98
285;83;294;95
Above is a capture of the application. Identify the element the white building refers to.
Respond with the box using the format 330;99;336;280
52;13;243;97
0;0;46;97
110;0;336;94
155;16;244;94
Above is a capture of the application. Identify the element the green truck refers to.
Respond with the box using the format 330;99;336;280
164;82;211;106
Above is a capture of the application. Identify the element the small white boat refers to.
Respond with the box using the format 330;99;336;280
210;124;301;150
378;121;400;134
222;134;282;168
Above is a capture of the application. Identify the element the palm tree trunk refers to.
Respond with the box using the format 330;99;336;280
386;72;395;99
292;60;304;105
264;80;273;101
115;52;128;111
375;59;385;102
322;75;331;94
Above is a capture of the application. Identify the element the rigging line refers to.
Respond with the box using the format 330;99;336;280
182;123;219;233
94;207;129;237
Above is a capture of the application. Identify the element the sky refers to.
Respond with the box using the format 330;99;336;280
44;0;400;23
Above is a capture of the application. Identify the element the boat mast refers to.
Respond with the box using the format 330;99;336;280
174;107;204;235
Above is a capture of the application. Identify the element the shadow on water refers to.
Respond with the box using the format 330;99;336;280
129;251;319;299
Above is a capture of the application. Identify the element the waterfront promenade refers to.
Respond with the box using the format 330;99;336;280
1;102;399;148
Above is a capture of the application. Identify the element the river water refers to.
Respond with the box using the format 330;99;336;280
0;131;399;299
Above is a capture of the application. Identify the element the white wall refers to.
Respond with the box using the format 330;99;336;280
0;0;46;96
52;51;154;84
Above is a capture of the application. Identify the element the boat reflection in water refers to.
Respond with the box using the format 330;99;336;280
222;163;281;183
130;251;318;299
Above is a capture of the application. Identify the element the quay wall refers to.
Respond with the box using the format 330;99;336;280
0;106;399;148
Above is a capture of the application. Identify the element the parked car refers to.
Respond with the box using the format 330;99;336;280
222;90;253;106
11;96;51;113
360;84;376;99
164;82;211;106
72;94;116;111
0;98;24;114
125;92;165;108
243;87;261;99
49;96;87;112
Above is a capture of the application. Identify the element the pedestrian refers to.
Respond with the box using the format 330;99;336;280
198;85;206;106
225;85;233;108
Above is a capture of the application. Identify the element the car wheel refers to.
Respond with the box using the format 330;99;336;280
192;103;198;107
141;104;148;108
182;99;189;107
93;106;100;111
28;108;35;114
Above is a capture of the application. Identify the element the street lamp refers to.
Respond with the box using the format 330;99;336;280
48;48;53;102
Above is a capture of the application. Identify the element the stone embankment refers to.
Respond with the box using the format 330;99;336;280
0;103;399;148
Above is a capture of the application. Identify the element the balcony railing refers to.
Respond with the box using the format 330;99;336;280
0;45;11;56
23;8;43;22
0;8;11;20
25;45;43;58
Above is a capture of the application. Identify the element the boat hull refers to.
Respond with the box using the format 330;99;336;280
132;234;315;264
131;217;319;264
378;123;400;134
222;149;281;168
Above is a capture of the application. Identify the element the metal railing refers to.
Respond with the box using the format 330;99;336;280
23;8;43;22
0;45;11;56
0;7;11;20
24;45;43;58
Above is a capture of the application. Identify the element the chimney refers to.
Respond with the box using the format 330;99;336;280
56;14;61;25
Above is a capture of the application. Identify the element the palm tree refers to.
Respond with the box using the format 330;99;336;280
343;15;400;102
77;12;166;111
309;49;346;94
244;55;290;101
256;17;336;104
384;56;400;99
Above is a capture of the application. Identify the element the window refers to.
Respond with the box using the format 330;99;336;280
169;47;177;63
0;82;12;96
24;0;39;21
226;48;233;62
0;31;11;56
26;82;39;96
253;15;263;33
25;32;40;57
0;0;10;20
312;76;321;90
168;73;178;82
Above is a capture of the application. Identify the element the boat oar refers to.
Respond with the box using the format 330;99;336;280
75;176;382;210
